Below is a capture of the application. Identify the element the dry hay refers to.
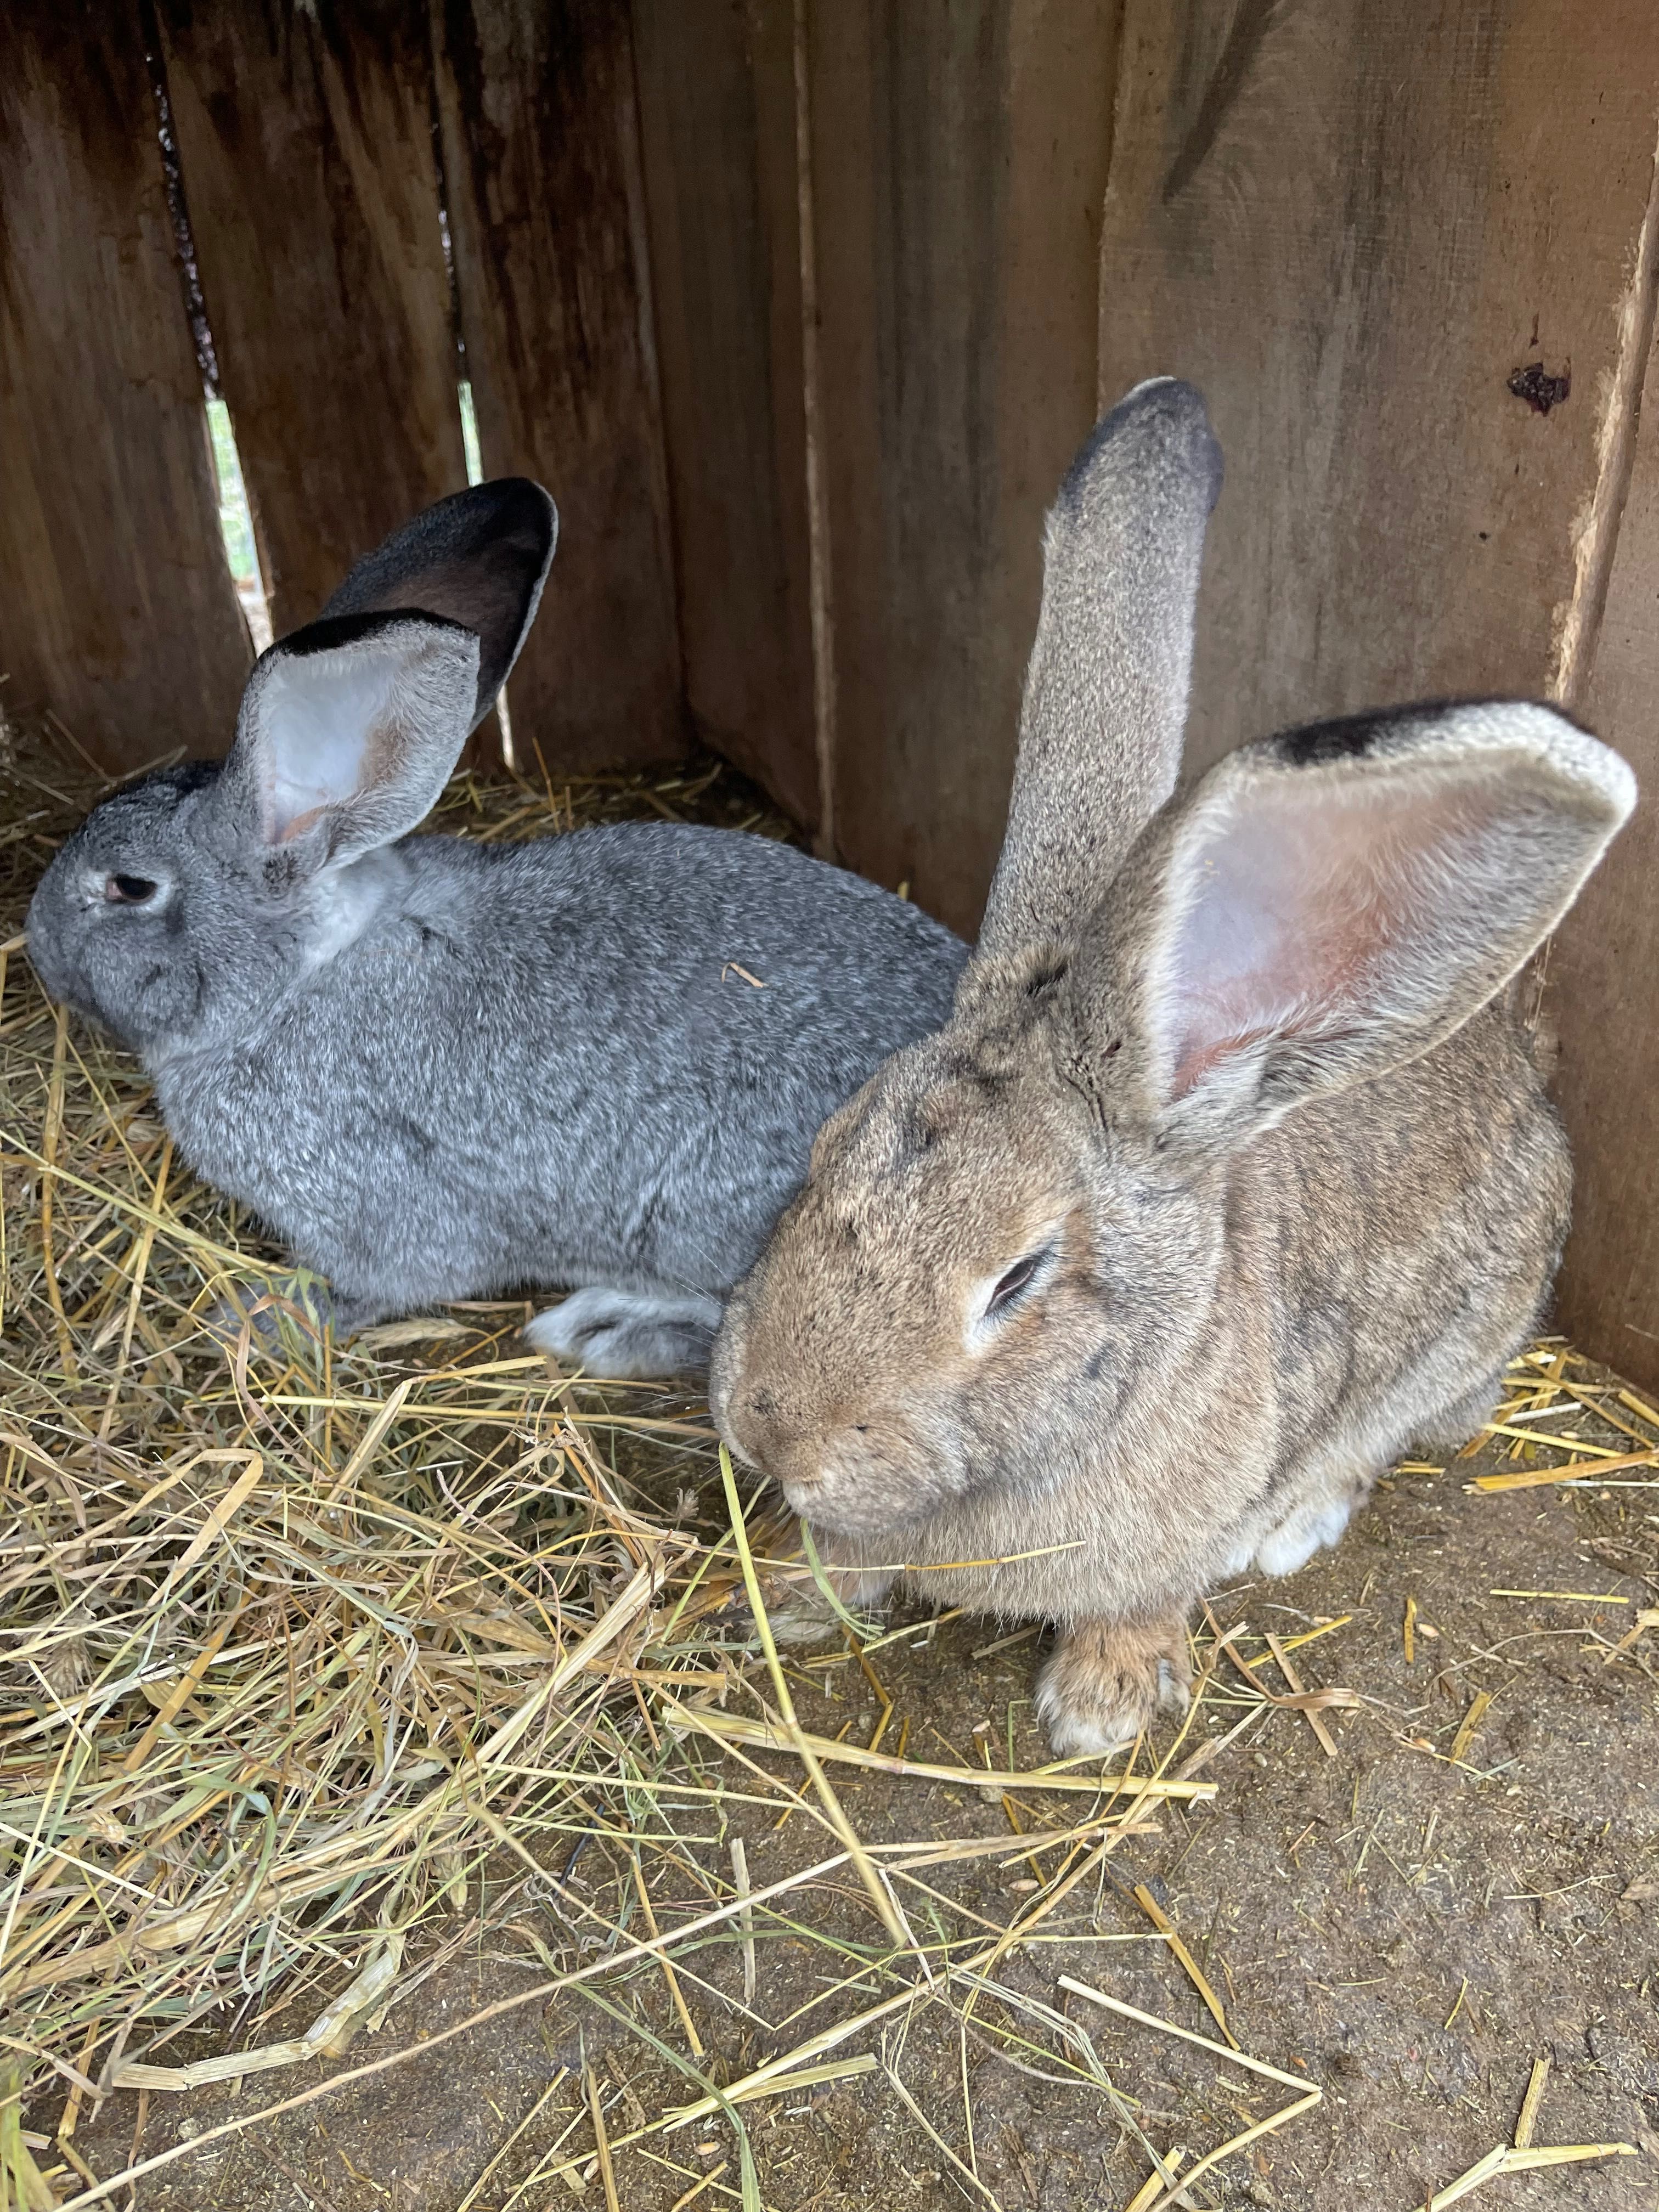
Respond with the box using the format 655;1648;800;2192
1;719;1648;2212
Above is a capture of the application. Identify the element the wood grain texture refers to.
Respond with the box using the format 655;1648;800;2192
155;0;466;642
806;0;1121;932
434;0;686;773
0;0;250;770
1550;313;1659;1392
1096;0;1659;779
632;0;818;828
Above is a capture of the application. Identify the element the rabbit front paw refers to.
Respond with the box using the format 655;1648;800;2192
1034;1615;1192;1758
525;1288;724;1380
721;1514;895;1646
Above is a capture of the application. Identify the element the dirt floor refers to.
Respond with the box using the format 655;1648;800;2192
61;1432;1659;2211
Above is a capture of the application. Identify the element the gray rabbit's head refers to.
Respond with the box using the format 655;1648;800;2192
27;478;555;1053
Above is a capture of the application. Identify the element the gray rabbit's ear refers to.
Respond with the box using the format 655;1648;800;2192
319;478;557;730
1075;701;1636;1158
218;612;479;872
977;378;1221;960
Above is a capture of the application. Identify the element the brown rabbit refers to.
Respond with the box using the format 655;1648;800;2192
709;377;1637;1756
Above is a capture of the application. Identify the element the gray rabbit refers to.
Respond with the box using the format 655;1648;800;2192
710;378;1637;1752
26;479;967;1375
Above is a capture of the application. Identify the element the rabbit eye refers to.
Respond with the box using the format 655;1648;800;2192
967;1239;1060;1351
105;874;159;905
986;1251;1043;1316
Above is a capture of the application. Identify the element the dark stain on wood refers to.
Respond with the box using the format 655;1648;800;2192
1507;358;1572;413
138;3;222;397
1161;0;1282;204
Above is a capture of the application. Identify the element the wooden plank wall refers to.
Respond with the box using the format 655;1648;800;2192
804;0;1123;932
433;0;685;771
631;0;820;830
1550;295;1659;1388
1092;0;1659;777
154;1;466;639
0;0;686;777
0;1;250;770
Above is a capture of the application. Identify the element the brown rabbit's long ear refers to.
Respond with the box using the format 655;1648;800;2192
319;478;557;731
1073;701;1637;1158
977;378;1222;959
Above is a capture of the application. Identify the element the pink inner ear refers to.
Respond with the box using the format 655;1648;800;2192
1164;776;1486;1101
274;804;326;845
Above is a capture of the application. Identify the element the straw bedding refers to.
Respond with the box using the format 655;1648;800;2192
0;735;795;2182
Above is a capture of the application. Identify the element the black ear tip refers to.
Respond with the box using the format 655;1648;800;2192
1272;709;1390;767
473;476;557;531
318;476;560;633
1062;375;1223;512
1267;697;1582;770
460;478;558;566
254;608;483;667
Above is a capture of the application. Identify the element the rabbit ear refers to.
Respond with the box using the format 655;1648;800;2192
1075;701;1636;1158
977;378;1222;958
217;612;480;873
318;478;557;731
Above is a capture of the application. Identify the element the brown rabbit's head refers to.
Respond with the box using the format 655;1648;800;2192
711;382;1637;1561
710;930;1220;1538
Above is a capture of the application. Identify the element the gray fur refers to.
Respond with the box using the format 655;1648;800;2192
978;377;1221;960
25;482;967;1373
711;386;1636;1755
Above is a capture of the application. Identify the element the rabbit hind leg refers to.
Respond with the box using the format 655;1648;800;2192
1251;1480;1365;1577
524;1286;724;1379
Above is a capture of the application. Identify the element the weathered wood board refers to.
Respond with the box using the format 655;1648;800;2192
805;0;1122;931
632;0;819;830
434;0;686;774
1095;0;1659;776
0;1;250;770
155;1;467;642
1550;313;1659;1392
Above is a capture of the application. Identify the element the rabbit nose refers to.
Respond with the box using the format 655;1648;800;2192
790;1425;880;1487
727;1380;805;1468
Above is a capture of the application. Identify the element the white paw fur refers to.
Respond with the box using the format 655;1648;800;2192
524;1286;722;1379
1252;1494;1355;1577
